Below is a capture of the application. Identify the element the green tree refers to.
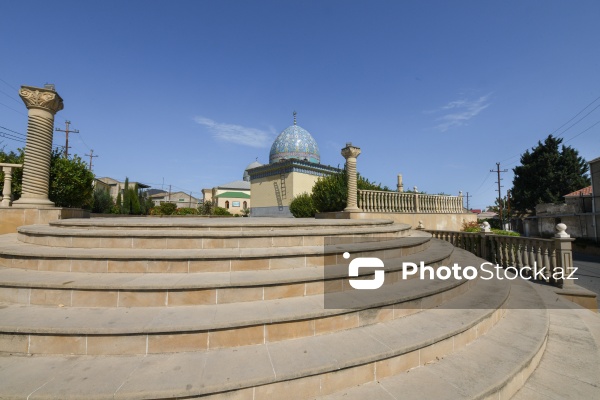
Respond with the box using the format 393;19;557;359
48;149;94;208
311;167;390;213
511;135;590;213
115;191;122;213
92;187;114;213
130;183;141;215
122;177;131;215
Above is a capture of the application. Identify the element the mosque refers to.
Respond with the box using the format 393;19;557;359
245;112;340;217
203;113;340;216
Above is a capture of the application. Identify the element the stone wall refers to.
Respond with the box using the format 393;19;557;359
316;211;476;231
0;208;89;234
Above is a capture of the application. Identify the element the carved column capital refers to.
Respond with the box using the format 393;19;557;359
19;86;64;115
341;143;361;160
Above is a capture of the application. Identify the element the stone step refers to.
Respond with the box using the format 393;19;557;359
0;240;455;307
315;277;550;400
49;217;397;231
0;260;473;355
17;223;410;249
511;284;600;400
0;269;511;399
0;234;432;272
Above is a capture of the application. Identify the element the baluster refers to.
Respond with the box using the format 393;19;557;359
542;243;551;282
515;240;523;270
507;237;514;268
550;244;557;281
535;241;544;281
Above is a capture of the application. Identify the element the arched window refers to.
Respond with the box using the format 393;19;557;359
225;201;230;209
243;201;247;209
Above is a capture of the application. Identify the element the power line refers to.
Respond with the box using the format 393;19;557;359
551;95;600;137
0;77;19;91
555;102;600;138
0;88;21;104
0;125;27;138
565;119;600;143
0;101;26;116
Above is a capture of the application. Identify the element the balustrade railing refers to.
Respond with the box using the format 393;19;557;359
427;224;575;288
0;163;22;207
358;190;465;213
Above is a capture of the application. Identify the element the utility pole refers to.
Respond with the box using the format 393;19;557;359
491;162;508;227
465;192;473;211
85;149;98;172
168;184;172;204
55;120;79;158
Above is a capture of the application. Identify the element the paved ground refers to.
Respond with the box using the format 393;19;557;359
573;252;600;310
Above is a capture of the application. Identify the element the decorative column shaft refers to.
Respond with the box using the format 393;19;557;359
341;143;361;212
13;85;63;207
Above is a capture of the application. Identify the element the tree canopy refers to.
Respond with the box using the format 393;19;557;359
511;135;590;213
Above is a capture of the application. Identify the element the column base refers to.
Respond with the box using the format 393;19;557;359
12;197;55;208
344;207;361;212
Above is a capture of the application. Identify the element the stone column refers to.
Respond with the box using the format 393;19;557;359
13;85;63;207
554;223;576;288
341;143;361;212
1;165;16;206
397;174;404;192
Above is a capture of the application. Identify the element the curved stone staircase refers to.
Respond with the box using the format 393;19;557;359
0;217;597;399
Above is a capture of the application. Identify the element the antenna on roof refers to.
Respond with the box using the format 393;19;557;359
293;110;297;125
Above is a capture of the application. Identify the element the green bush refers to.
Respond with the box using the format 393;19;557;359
213;207;232;216
491;229;520;237
158;202;177;215
289;192;316;218
175;207;199;215
49;151;94;208
92;188;114;213
312;171;347;212
461;221;481;233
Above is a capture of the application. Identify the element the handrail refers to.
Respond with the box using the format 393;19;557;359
426;224;575;288
358;189;465;213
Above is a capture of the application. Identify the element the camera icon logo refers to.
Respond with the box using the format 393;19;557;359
344;252;385;290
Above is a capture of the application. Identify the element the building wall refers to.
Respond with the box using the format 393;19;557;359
250;175;283;208
216;196;250;215
152;192;200;208
290;171;320;199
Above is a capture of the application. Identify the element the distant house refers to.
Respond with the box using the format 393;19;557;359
564;185;593;213
95;177;150;201
202;180;251;215
470;209;482;214
522;156;599;238
149;191;200;209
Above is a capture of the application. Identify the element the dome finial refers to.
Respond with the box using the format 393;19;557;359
293;110;297;125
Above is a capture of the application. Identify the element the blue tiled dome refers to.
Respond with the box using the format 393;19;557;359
269;124;320;164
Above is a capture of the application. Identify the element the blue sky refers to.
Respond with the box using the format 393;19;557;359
1;0;599;210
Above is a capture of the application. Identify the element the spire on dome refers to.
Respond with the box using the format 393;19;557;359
293;110;297;125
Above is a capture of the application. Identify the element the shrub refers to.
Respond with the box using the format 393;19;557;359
158;202;177;215
462;221;481;233
213;207;232;216
199;201;213;215
92;188;114;214
289;192;316;218
312;171;347;212
491;229;520;237
175;207;199;215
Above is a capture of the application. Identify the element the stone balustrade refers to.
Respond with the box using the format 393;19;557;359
358;189;465;213
427;223;575;288
0;163;23;207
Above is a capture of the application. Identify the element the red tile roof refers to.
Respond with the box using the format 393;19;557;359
564;186;592;197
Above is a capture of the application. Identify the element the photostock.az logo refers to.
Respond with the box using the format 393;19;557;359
344;252;385;290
